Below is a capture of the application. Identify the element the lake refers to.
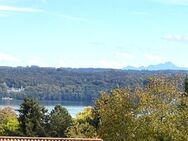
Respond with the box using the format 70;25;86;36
0;100;93;117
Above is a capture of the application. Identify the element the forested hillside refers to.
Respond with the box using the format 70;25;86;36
0;66;187;101
1;77;188;140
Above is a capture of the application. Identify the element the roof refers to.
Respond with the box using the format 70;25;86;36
0;137;102;141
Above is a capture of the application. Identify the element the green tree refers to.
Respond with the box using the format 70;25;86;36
136;77;188;141
66;107;98;138
176;79;188;140
18;98;47;137
184;76;188;95
0;107;19;135
94;77;188;141
47;105;72;137
0;83;7;94
66;121;97;138
95;89;138;141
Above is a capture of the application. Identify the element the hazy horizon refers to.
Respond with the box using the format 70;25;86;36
0;61;185;71
0;0;188;68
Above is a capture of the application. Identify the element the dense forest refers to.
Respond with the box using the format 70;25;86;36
0;66;187;101
1;77;188;141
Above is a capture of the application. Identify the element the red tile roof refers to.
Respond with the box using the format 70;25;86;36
0;137;102;141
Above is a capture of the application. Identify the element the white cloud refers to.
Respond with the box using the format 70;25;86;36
0;53;20;63
144;54;163;63
161;34;188;42
0;5;43;13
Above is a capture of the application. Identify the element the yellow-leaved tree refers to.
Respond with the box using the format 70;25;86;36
0;107;19;135
95;77;188;141
66;107;98;138
95;89;138;141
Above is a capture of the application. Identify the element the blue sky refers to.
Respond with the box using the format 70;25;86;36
0;0;188;68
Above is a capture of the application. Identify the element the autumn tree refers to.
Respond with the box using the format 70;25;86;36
66;107;98;138
94;77;188;141
0;107;19;135
136;77;188;140
95;89;138;141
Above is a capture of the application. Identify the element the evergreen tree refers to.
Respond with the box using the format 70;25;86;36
47;105;72;137
185;76;188;95
18;98;47;137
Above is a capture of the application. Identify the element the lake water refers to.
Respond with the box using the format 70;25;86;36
0;100;92;117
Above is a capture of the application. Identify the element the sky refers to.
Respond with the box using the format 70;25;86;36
0;0;188;68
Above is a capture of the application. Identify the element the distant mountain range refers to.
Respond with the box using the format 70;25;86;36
123;62;188;71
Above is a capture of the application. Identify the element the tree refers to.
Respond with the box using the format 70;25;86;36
136;77;188;141
0;107;19;135
66;107;98;138
94;77;188;141
184;76;188;95
66;121;97;138
47;105;72;137
176;77;188;140
95;89;138;141
18;98;47;137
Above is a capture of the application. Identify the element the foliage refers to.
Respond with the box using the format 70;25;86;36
47;105;72;137
95;89;138;141
135;77;186;140
1;76;188;140
0;66;186;101
184;76;188;95
66;107;98;138
95;77;188;141
18;98;47;137
0;107;19;135
66;121;97;138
